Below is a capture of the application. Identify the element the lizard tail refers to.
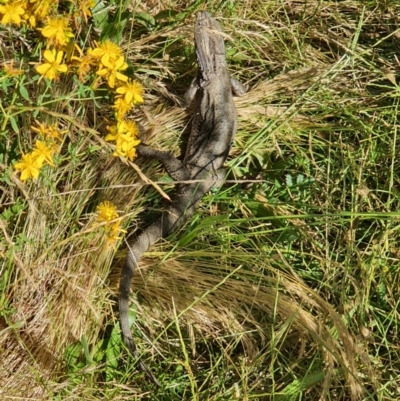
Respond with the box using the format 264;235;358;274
119;222;164;386
119;193;203;385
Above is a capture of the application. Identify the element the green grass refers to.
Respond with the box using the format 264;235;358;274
1;0;400;400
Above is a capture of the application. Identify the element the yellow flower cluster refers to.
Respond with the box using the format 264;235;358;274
71;40;144;160
0;0;91;28
0;1;90;82
114;80;144;119
92;40;128;89
35;16;72;81
0;2;73;81
2;0;144;178
14;121;66;181
96;201;126;248
72;40;144;116
105;120;141;161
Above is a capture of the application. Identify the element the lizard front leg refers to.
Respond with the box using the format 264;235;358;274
137;144;191;182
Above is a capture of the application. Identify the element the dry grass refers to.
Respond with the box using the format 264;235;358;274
1;0;400;400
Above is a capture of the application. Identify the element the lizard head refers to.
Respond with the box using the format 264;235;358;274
194;11;227;81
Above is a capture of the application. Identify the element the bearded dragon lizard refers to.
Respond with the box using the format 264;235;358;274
119;11;245;385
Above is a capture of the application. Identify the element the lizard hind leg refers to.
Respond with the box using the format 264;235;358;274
212;169;227;190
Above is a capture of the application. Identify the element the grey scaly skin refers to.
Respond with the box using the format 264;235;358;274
119;11;246;385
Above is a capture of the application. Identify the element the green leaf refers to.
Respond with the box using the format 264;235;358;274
64;342;84;372
19;84;30;102
154;9;178;21
105;325;121;380
135;11;156;29
80;335;91;363
9;116;19;134
1;77;13;92
275;370;326;401
296;174;304;185
100;11;130;43
92;338;106;363
91;0;108;30
128;308;137;326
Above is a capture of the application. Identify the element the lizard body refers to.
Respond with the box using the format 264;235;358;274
119;11;245;385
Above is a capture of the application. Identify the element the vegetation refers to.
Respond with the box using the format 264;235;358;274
1;0;399;400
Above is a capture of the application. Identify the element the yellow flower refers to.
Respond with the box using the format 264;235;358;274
40;17;74;47
31;120;67;142
71;45;95;81
26;0;53;27
77;0;95;23
117;119;140;137
105;124;118;139
47;123;68;141
115;80;144;105
105;120;141;161
106;120;140;141
36;49;68;81
0;1;25;26
3;60;23;76
114;138;139;161
96;55;128;88
91;40;123;69
104;221;126;249
96;201;119;222
31;120;51;136
95;201;126;249
113;97;131;120
14;152;43;181
31;140;55;166
111;132;140;161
